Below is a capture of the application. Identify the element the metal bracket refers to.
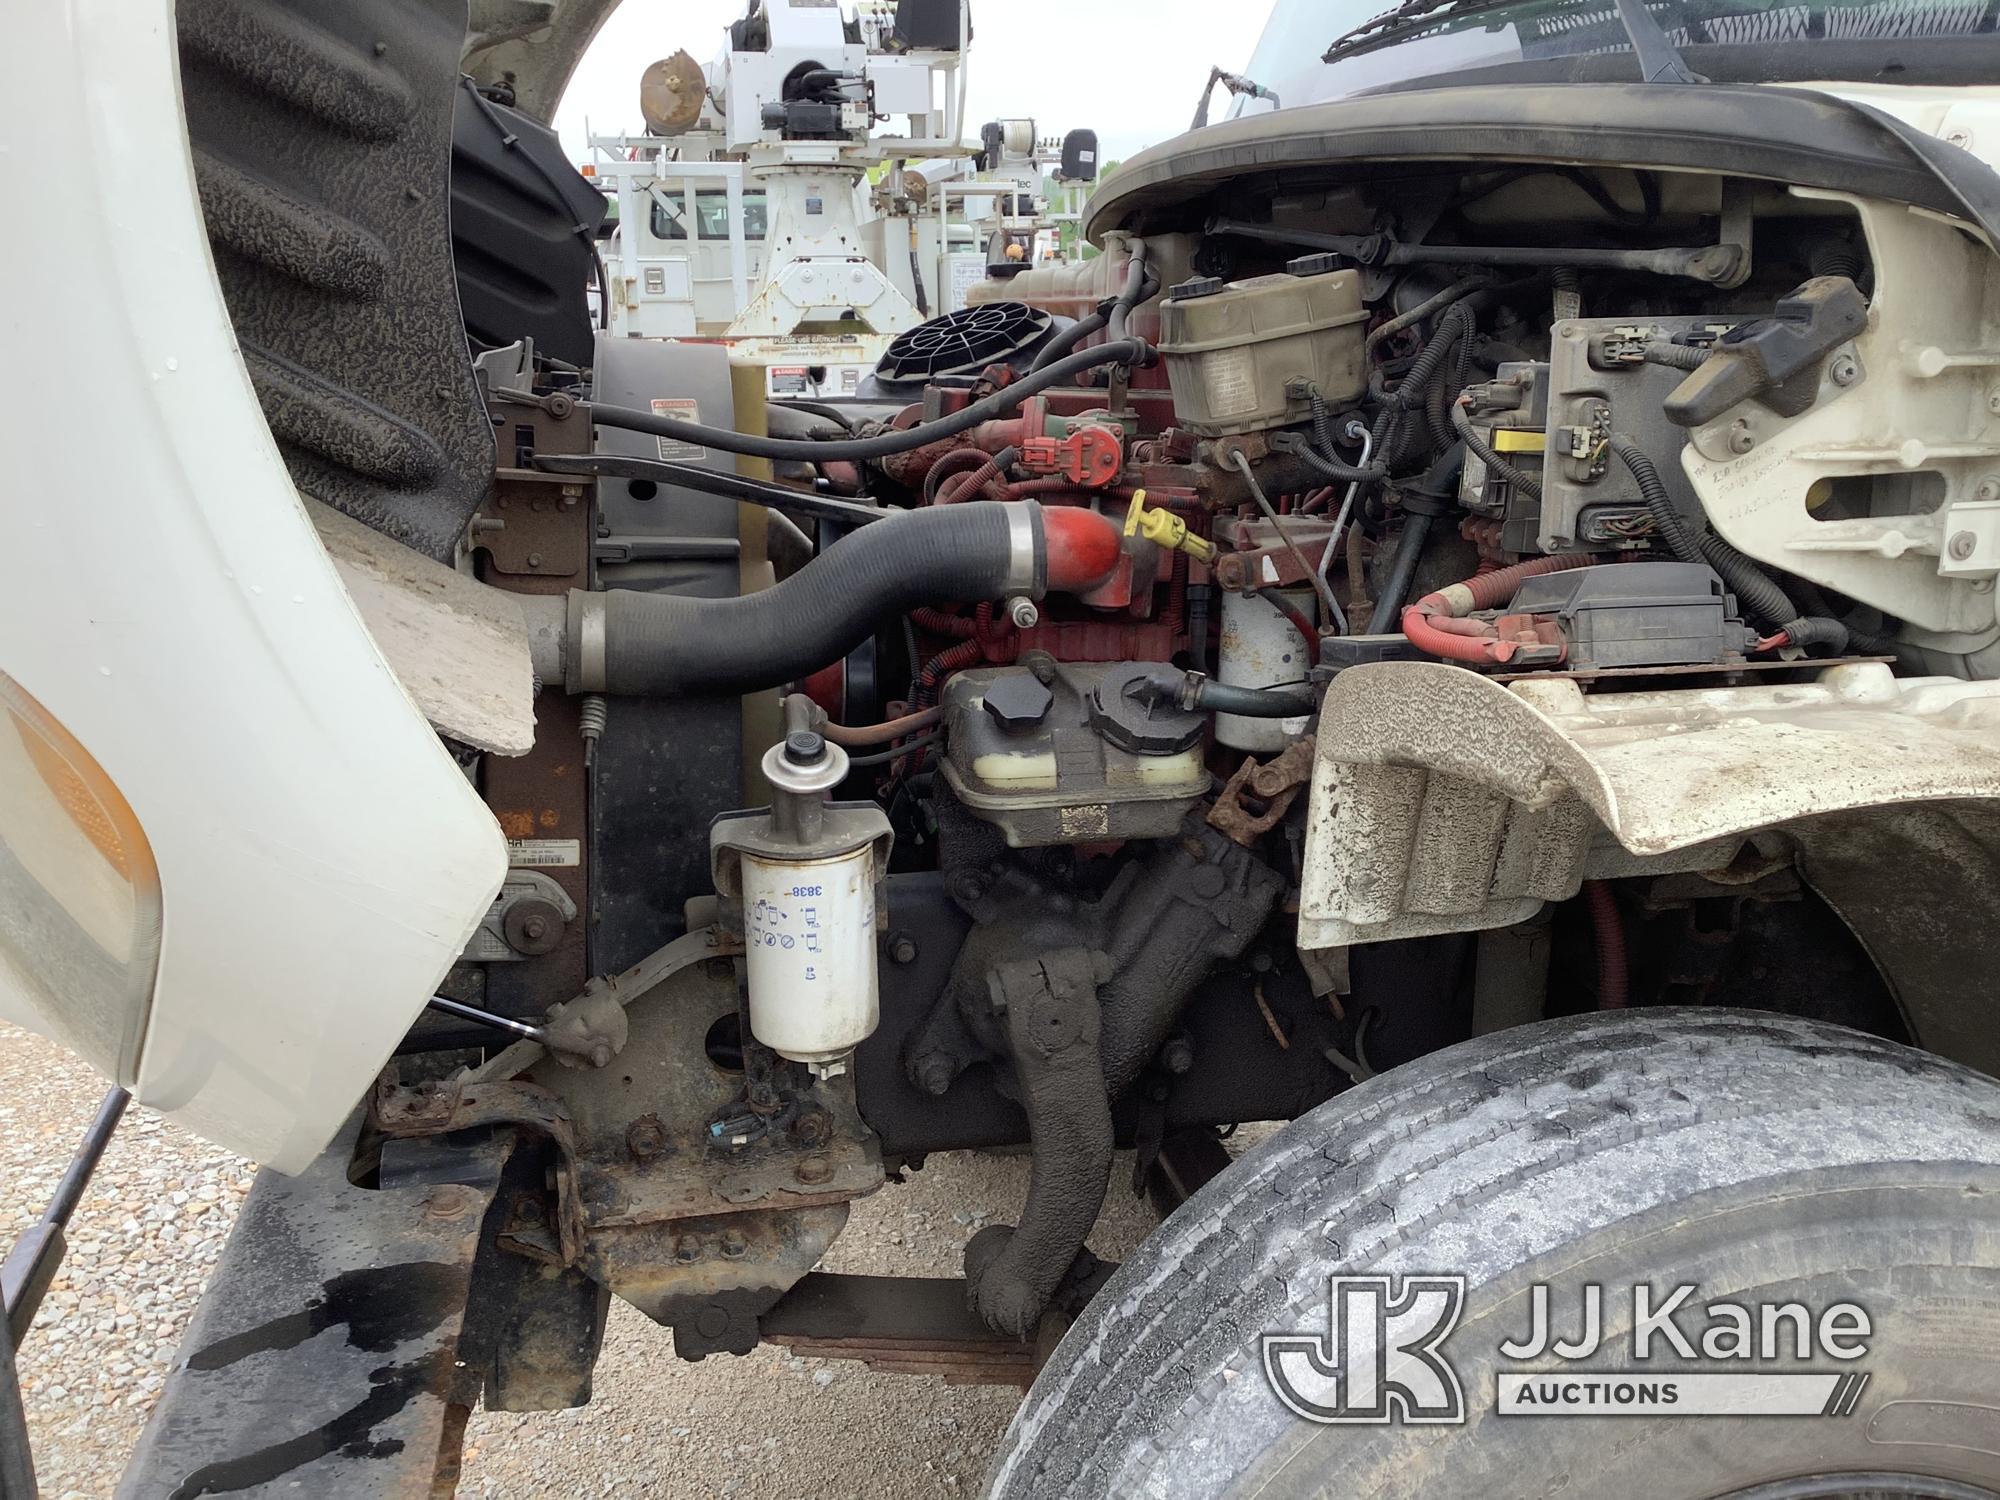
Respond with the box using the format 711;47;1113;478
1940;498;2000;578
1208;736;1317;846
369;1074;588;1265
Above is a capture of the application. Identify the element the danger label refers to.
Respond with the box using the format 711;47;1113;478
649;398;706;463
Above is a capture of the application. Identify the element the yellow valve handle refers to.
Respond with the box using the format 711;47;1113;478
1124;490;1216;564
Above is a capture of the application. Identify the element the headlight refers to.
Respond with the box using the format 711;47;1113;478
0;670;162;1084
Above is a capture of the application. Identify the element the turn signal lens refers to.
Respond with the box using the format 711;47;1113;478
0;671;162;1083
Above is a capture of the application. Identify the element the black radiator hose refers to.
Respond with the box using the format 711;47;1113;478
570;501;1039;696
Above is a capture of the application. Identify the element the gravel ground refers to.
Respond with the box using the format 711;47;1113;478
1;1021;1166;1498
1;1023;258;1500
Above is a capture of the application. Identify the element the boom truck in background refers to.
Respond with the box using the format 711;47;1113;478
10;0;2000;1496
580;0;1098;399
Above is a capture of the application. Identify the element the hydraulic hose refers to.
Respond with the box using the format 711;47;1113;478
1028;308;1107;372
1273;430;1386;483
1028;243;1153;372
1365;275;1493;352
809;703;944;747
1366;445;1465;633
532;452;886;530
569;501;1111;697
1608;437;1848;651
584;339;1150;465
1367;512;1435;635
1132;667;1319;719
1106;242;1155;344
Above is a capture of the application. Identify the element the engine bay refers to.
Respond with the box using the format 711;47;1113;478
367;106;2000;1388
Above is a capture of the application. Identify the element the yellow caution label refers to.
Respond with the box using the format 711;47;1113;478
1492;429;1548;454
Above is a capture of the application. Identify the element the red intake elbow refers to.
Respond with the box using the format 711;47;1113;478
1041;505;1126;593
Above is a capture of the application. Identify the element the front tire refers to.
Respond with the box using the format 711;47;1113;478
990;1011;2000;1500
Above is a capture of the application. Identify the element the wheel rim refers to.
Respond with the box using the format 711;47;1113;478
1712;1477;2000;1500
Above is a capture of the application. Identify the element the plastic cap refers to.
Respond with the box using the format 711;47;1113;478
1285;252;1348;278
783;730;827;764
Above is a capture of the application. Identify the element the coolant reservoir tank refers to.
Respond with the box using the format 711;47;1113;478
711;734;892;1076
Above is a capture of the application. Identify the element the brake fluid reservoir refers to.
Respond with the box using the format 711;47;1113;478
738;847;878;1068
711;728;893;1076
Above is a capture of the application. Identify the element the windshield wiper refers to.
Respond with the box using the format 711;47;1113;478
1324;0;1534;63
1324;0;1703;82
1613;0;1705;81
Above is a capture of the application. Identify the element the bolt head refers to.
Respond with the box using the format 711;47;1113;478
1830;353;1859;387
626;1114;668;1158
1949;530;1979;560
503;897;565;956
888;934;918;965
1728;423;1756;455
1987;389;2000;415
1008;597;1040;630
912;1052;956;1095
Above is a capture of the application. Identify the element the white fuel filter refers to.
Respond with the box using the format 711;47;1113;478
738;846;879;1068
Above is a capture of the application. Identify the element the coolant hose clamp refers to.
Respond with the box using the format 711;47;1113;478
1005;503;1044;599
567;591;608;694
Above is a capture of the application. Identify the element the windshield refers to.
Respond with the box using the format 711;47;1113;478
1237;0;2000;112
649;190;770;243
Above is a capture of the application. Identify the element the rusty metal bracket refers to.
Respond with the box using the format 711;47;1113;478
463;926;744;1086
370;1075;588;1265
1208;735;1316;846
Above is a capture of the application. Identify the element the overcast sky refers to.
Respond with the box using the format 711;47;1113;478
554;0;1280;167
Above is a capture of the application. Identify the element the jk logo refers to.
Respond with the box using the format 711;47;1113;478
1262;1275;1467;1425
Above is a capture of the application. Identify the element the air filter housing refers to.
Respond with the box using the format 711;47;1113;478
874;302;1058;386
